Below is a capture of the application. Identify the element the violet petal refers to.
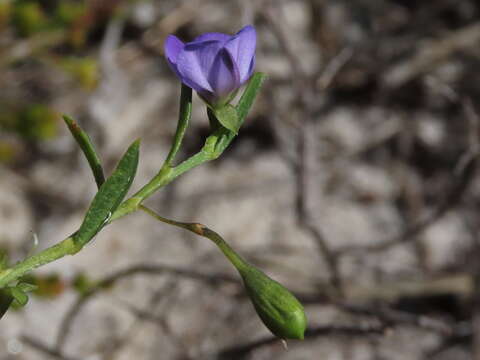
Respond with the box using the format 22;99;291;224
224;25;256;83
193;32;231;44
176;41;226;93
207;49;240;99
164;35;184;75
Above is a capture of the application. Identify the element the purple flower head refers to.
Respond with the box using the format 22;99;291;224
164;25;256;106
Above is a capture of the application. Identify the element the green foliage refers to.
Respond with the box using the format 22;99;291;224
0;142;16;163
0;104;58;141
12;1;47;36
28;274;64;298
0;249;8;270
73;140;140;248
0;0;11;30
63;115;105;188
18;104;58;140
55;0;87;26
0;55;278;339
1;282;37;311
59;57;99;90
235;72;267;123
11;285;30;306
72;272;94;296
212;104;240;134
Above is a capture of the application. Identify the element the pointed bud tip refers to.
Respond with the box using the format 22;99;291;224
240;266;308;340
130;138;141;149
62;115;78;128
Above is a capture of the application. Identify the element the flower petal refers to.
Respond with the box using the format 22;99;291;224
193;32;231;44
207;49;240;99
164;35;184;75
224;25;256;83
177;41;226;93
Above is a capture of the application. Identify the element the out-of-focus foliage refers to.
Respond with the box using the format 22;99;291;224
72;272;94;296
59;56;99;89
0;104;58;141
24;273;65;298
12;1;48;37
0;0;113;159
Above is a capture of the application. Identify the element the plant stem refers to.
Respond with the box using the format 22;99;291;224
139;206;247;271
165;84;192;166
0;237;77;288
0;73;266;288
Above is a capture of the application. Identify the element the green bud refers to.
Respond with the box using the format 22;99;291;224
239;265;307;340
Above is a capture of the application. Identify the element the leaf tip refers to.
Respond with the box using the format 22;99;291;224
62;115;74;125
131;138;141;150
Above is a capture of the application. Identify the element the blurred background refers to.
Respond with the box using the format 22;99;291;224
1;0;480;359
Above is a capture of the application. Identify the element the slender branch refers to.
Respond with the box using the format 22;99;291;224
261;1;344;295
0;237;77;288
215;324;385;359
21;335;81;360
55;263;238;349
139;205;248;271
0;73;265;289
383;22;480;88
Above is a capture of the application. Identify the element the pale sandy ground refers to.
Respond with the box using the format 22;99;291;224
1;1;477;359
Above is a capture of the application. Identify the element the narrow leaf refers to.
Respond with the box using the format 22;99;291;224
0;250;8;271
17;282;37;293
213;104;240;134
74;140;140;248
63;115;106;188
10;287;28;307
235;72;267;123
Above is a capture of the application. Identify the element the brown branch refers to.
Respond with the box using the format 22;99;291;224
335;153;475;255
383;22;480;88
20;335;80;360
338;303;453;336
336;96;479;256
55;263;238;351
261;0;347;295
215;324;386;359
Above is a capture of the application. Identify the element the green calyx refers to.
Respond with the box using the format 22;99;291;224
239;265;307;340
212;104;240;135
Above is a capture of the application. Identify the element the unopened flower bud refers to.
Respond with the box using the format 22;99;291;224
239;265;307;340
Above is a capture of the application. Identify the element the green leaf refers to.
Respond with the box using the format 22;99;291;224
63;115;105;188
10;287;28;307
213;104;240;134
0;250;8;271
73;140;140;248
236;72;267;124
17;282;37;293
0;289;13;320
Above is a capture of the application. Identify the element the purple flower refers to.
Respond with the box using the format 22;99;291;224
164;25;256;106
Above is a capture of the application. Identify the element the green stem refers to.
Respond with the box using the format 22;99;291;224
165;84;192;166
0;128;233;287
63;115;106;188
139;206;247;271
0;73;266;289
0;237;77;287
111;127;233;220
